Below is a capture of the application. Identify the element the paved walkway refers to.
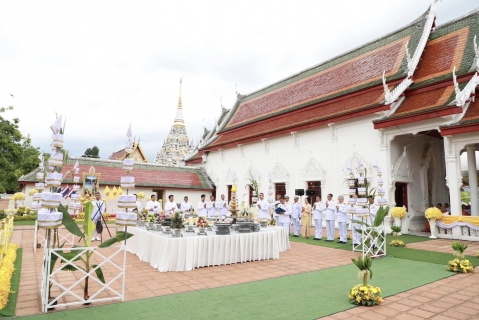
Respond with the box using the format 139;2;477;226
408;238;479;256
323;269;479;320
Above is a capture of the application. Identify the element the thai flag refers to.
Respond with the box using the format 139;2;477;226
57;185;71;199
65;189;75;199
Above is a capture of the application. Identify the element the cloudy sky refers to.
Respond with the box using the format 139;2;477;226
0;0;477;161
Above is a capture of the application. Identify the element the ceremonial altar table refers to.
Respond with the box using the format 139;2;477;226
126;226;290;272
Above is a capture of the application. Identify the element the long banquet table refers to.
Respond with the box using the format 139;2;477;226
126;226;290;272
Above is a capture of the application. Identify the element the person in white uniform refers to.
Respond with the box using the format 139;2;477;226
313;196;324;240
277;196;291;235
197;194;207;217
216;194;228;217
350;194;361;246
91;192;105;241
291;196;302;237
206;195;216;217
146;195;161;215
256;193;270;219
325;193;336;242
181;196;192;212
128;194;142;213
165;195;178;216
336;195;348;244
273;194;281;224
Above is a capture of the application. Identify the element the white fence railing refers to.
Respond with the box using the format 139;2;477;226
40;243;126;313
34;220;75;253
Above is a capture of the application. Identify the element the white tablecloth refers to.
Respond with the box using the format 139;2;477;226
126;226;290;272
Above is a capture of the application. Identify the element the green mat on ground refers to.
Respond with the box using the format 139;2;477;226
290;234;479;266
0;248;22;318
22;257;452;320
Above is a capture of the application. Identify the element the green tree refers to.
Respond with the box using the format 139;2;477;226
0;106;41;193
82;146;100;158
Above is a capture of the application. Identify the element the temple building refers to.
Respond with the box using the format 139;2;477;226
109;140;148;163
187;1;479;241
154;79;195;167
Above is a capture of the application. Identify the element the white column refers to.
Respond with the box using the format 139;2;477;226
379;129;393;234
444;136;462;239
466;146;478;216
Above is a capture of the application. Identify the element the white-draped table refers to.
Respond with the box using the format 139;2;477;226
126;226;290;272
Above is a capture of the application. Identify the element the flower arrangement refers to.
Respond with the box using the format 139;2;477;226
170;212;184;229
137;192;145;199
0;244;18;310
447;259;473;273
447;241;473;273
197;216;209;228
147;213;155;223
12;192;26;201
137;208;148;220
350;255;382;306
391;207;406;219
29;189;39;196
102;213;110;221
390;226;405;247
425;207;442;220
268;218;275;226
349;284;383;306
75;212;85;222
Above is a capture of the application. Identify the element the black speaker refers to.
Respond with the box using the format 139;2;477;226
306;189;315;196
295;189;305;196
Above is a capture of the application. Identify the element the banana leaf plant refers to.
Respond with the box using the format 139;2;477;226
352;255;373;286
57;202;133;301
351;206;389;247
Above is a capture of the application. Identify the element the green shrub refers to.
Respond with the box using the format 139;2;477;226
13;214;37;221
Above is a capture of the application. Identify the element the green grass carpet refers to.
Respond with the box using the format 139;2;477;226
13;220;36;226
0;248;23;318
290;234;479;266
22;257;452;320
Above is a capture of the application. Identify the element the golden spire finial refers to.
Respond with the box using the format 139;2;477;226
178;78;182;110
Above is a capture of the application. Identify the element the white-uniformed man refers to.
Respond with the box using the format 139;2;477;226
164;195;177;216
146;194;161;214
216;194;228;217
277;196;291;235
91;192;105;241
273;194;281;224
325;193;336;242
291;196;302;237
181;196;192;212
312;196;324;240
197;194;207;217
368;195;379;223
256;193;270;219
336;195;348;244
350;194;361;246
206;195;216;217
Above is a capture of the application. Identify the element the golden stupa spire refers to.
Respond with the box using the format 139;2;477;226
174;78;185;127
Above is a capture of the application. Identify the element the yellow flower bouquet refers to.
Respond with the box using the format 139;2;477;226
137;192;145;200
391;207;406;219
390;240;405;247
425;207;442;220
13;192;26;201
349;284;383;306
447;258;473;273
29;189;39;196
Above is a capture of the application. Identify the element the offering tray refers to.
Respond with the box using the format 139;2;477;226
215;222;231;235
238;221;253;233
252;223;261;232
185;225;195;233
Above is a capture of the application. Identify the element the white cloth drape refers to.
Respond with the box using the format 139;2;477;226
126;226;290;272
436;220;479;231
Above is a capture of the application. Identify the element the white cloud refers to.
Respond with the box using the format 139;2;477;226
0;0;477;161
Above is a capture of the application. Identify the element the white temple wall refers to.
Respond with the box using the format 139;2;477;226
203;114;384;207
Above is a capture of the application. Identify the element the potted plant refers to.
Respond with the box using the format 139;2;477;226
424;207;442;239
170;211;184;237
349;255;383;306
447;241;473;273
390;226;405;247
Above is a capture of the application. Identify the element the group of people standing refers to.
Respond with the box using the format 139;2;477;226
273;193;378;245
